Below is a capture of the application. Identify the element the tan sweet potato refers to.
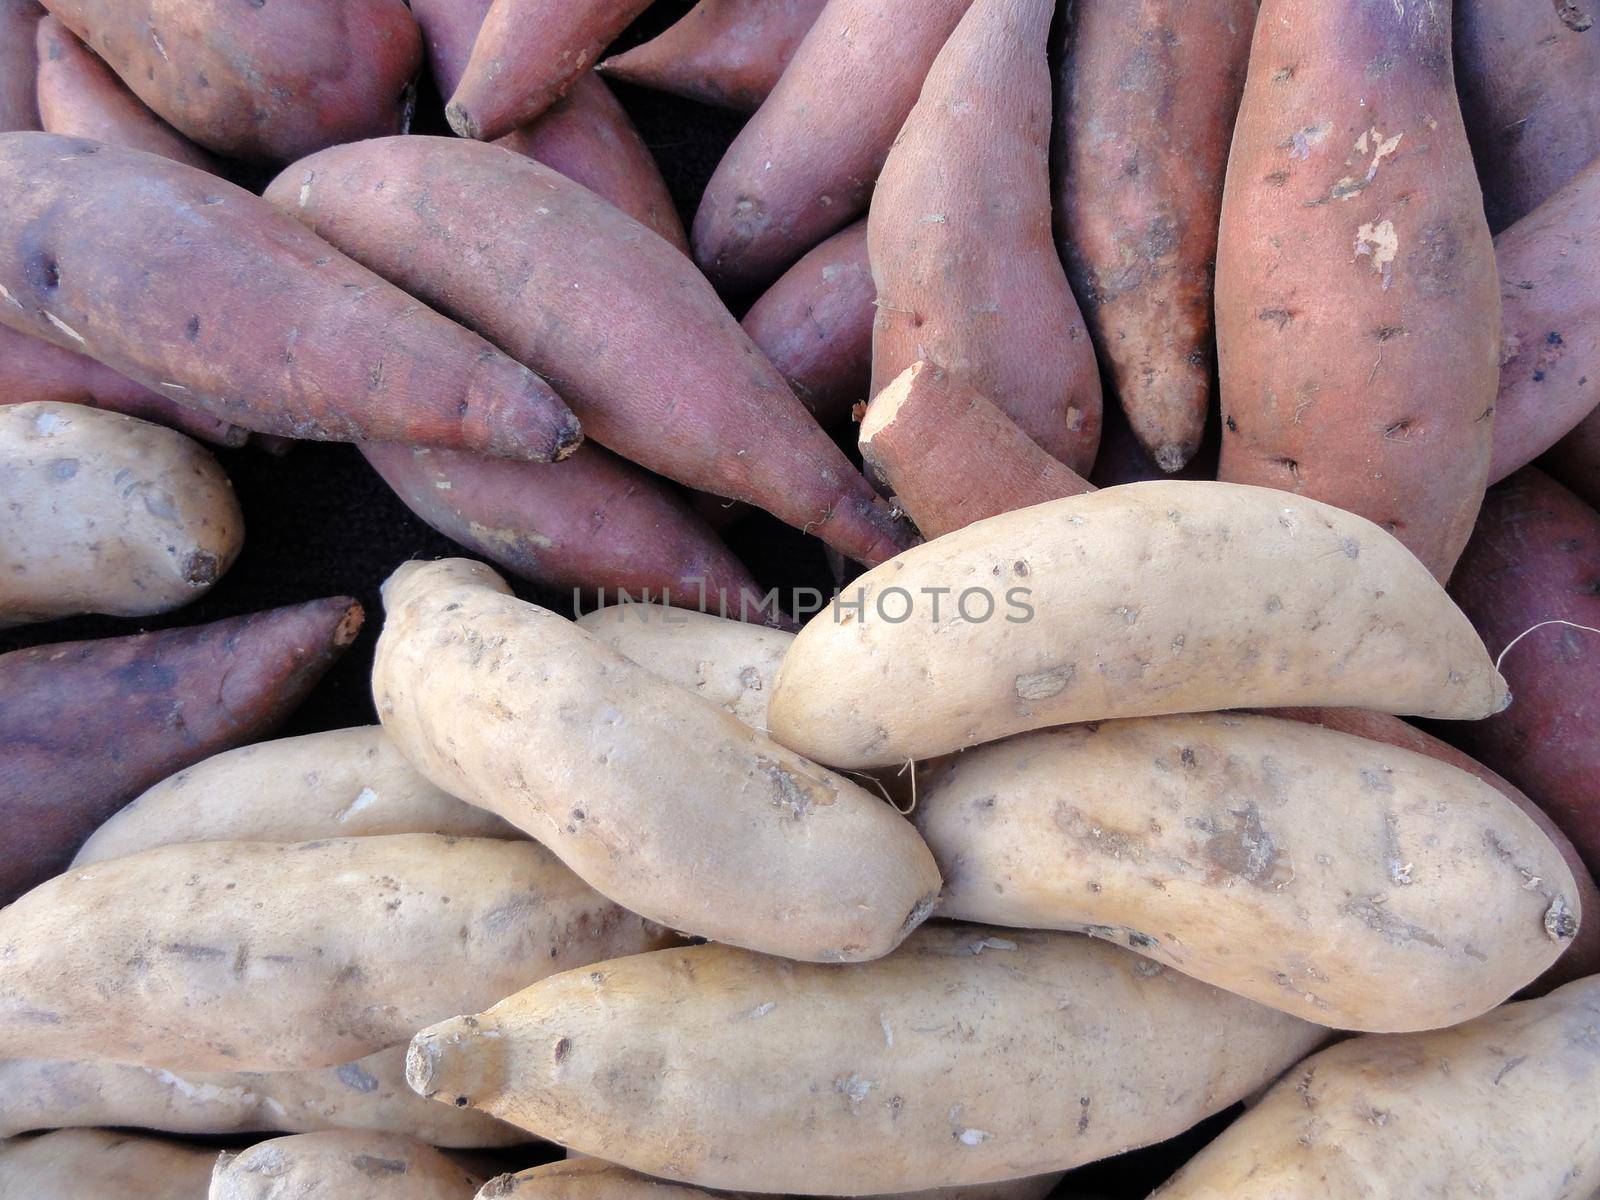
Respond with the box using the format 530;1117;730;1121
692;0;974;293
211;1132;483;1200
0;1129;216;1199
1;0;41;132
40;0;421;161
870;0;1101;474
0;834;675;1071
599;0;826;112
408;928;1325;1195
1546;402;1600;509
1150;976;1600;1198
1215;0;1501;581
34;16;218;171
0;134;581;461
0;595;361;905
265;136;910;566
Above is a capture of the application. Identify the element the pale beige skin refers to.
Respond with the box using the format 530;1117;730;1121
73;725;520;867
1152;975;1600;1198
0;401;242;627
0;834;674;1072
407;927;1325;1195
0;1045;525;1146
374;559;940;963
917;713;1579;1031
575;605;794;733
212;1131;483;1200
0;1128;217;1200
767;481;1509;769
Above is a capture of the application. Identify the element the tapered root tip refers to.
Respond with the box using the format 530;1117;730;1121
332;600;365;648
406;1030;445;1099
551;414;584;462
1152;442;1194;474
445;101;481;141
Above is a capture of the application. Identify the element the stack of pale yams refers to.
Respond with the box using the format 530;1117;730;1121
0;0;1597;1197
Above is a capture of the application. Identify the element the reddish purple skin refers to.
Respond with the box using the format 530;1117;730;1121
411;0;493;96
0;0;41;132
740;220;873;429
1447;469;1600;882
0;596;363;904
1544;405;1600;510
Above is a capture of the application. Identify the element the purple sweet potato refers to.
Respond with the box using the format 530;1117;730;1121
0;596;363;904
740;219;872;428
445;0;652;142
40;0;421;162
1;0;41;132
1448;468;1600;882
1545;404;1600;510
411;0;493;96
266;136;911;566
1216;0;1501;581
362;443;768;617
35;16;219;172
692;0;973;293
1455;0;1600;233
0;133;580;461
0;323;245;446
1053;0;1254;473
1489;157;1600;482
598;0;827;112
870;0;1101;474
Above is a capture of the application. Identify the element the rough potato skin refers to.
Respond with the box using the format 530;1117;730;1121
445;0;651;141
35;16;218;170
407;929;1325;1195
1150;976;1600;1199
265;136;910;567
1053;0;1252;473
0;1045;525;1145
73;725;522;867
0;834;675;1071
39;0;421;161
1216;0;1501;581
363;444;764;617
211;1132;484;1200
0;0;42;132
0;595;361;904
599;0;827;112
374;559;940;962
1545;404;1600;509
0;1128;216;1199
1447;469;1600;881
767;481;1509;769
0;402;243;626
1455;0;1600;233
870;0;1102;474
692;0;974;294
1489;158;1600;481
741;220;874;429
0;134;581;461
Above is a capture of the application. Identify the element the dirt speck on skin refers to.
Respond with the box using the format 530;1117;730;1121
1199;803;1294;889
352;1154;409;1176
1015;665;1075;701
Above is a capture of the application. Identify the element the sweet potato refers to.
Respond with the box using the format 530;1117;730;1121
1150;975;1600;1198
39;0;421;162
363;444;764;617
211;1132;483;1200
0;323;246;446
1455;0;1600;233
374;558;940;962
0;402;242;627
870;0;1102;474
34;16;218;171
768;481;1508;769
445;0;651;142
0;834;674;1071
407;928;1324;1194
692;0;974;293
598;0;827;112
1546;404;1600;509
1447;468;1600;881
0;135;581;460
0;1046;525;1145
1053;0;1253;473
859;363;1093;539
1489;158;1600;481
265;136;909;566
0;0;41;132
0;1129;216;1199
0;595;360;905
740;220;873;428
1215;0;1501;581
73;725;521;867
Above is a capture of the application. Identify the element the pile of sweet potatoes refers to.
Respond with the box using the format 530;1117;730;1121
1;1;1597;1198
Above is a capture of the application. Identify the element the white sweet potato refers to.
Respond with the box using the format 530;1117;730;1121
0;1128;216;1199
210;1131;482;1200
